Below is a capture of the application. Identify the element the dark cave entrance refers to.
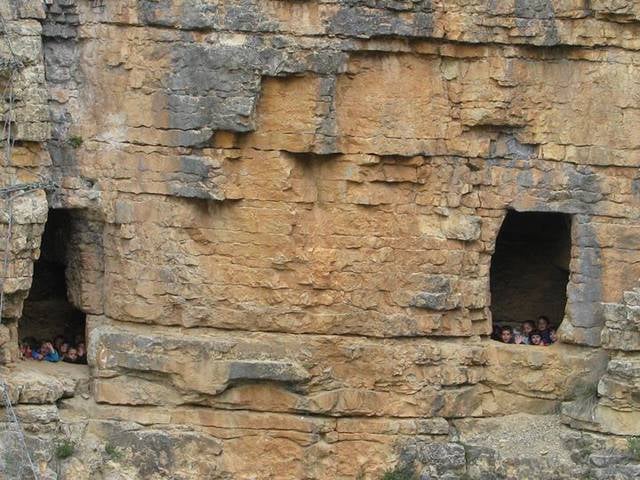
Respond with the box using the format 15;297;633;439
490;211;571;334
19;209;86;354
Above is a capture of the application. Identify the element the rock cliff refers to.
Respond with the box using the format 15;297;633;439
1;0;640;479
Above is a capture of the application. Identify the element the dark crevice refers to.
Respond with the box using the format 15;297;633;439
19;209;86;344
490;210;571;327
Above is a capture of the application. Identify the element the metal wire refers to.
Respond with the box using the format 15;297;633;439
0;182;56;198
0;379;39;480
0;8;20;323
0;12;20;64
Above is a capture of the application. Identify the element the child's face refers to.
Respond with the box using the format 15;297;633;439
60;343;69;353
531;334;542;345
67;349;78;360
537;318;549;330
501;330;512;343
523;323;533;334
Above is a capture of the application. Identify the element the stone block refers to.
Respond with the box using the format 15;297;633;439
12;374;65;404
417;442;466;470
94;377;184;406
226;360;310;384
107;428;223;478
441;214;482;241
410;275;461;311
485;342;608;401
2;191;48;225
13;404;59;424
601;290;640;351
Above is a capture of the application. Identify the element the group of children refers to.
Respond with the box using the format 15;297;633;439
19;334;87;364
492;316;558;346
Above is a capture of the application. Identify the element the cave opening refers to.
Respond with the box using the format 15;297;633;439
490;211;571;338
19;209;86;361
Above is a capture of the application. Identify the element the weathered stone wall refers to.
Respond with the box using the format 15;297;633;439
1;0;640;478
0;0;50;362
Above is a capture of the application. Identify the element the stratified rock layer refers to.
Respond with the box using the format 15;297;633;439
1;0;640;479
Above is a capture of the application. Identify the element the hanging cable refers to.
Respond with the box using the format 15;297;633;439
0;10;20;322
0;378;40;479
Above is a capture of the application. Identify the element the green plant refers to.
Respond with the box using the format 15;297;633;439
55;440;75;459
67;135;83;149
381;465;418;480
628;437;640;461
105;442;123;460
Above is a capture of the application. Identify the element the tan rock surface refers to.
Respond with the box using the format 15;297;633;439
1;0;640;478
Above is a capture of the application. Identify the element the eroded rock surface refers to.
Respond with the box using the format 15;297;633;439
1;0;640;478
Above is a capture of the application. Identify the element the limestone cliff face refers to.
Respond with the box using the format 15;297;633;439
1;1;640;479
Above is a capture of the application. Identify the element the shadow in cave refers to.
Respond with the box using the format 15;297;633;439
19;209;86;360
490;211;571;334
